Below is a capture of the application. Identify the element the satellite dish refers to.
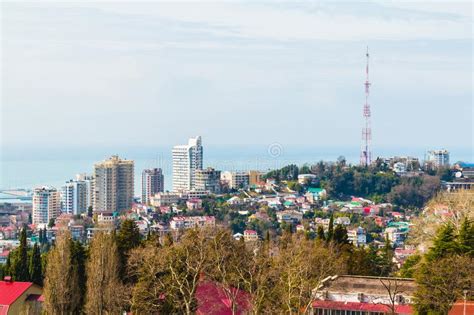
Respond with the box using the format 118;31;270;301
455;172;462;178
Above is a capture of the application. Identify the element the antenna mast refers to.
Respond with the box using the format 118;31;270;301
360;46;372;167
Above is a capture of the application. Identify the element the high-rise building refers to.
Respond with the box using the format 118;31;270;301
142;168;164;204
195;167;221;194
32;186;60;225
61;179;88;215
76;173;94;210
172;136;203;192
426;149;450;168
93;155;134;213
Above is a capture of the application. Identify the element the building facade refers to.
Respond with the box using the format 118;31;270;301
426;149;450;168
76;173;94;210
61;179;88;215
141;168;164;204
93;155;134;213
220;171;250;189
172;136;203;192
195;167;221;194
32;186;60;225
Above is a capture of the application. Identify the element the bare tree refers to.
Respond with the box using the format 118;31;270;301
378;278;412;315
43;231;81;314
85;232;126;314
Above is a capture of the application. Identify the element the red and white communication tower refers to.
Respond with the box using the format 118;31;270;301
360;47;372;167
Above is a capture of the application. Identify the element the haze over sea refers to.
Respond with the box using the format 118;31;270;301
1;145;472;196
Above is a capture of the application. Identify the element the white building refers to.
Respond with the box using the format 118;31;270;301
220;171;250;189
277;210;303;224
172;136;203;192
169;216;215;230
76;173;94;210
150;192;180;207
348;226;367;247
426;149;450;168
61;180;88;215
33;186;60;225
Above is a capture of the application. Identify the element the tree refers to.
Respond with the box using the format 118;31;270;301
14;227;29;281
326;214;334;242
458;217;474;257
29;243;42;286
426;223;458;261
85;232;125;314
317;225;326;241
333;224;349;245
399;254;421;278
274;235;346;314
379;236;394;276
378;278;414;315
87;206;93;218
414;255;473;314
71;240;87;309
44;231;81;314
116;219;141;281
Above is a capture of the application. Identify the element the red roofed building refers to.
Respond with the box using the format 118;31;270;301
195;281;250;315
243;230;258;242
0;278;43;315
448;300;474;315
312;275;416;315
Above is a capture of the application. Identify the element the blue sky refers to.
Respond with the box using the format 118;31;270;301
1;1;472;154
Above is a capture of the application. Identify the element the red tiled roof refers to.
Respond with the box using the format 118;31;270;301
312;300;413;314
448;300;474;315
0;281;33;305
195;281;251;315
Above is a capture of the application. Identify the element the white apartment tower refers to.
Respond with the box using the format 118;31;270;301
61;179;88;215
93;155;134;213
172;136;203;192
426;149;450;168
33;186;60;225
142;168;164;204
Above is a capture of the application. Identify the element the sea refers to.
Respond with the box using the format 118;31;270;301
1;145;472;198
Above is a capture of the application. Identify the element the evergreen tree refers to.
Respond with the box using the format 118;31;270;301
333;224;349;245
38;230;43;244
71;240;87;310
427;223;458;261
327;213;334;241
379;236;394;276
317;225;326;241
117;219;141;281
458;217;474;257
14;227;30;281
29;242;43;286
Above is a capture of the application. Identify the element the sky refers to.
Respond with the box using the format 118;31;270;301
1;1;473;155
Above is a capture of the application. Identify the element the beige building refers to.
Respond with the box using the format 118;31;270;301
248;170;263;186
93;155;134;213
32;186;60;225
195;167;221;194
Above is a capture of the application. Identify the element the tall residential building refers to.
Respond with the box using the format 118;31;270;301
76;173;94;210
61;179;87;215
195;168;221;194
172;136;203;192
426;149;450;168
32;186;60;225
93;155;134;213
142;168;164;204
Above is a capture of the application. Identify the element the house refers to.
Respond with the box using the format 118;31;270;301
226;196;242;205
186;198;203;211
170;216;216;230
305;188;327;203
448;300;474;315
277;210;303;224
0;278;43;315
243;230;258;242
298;174;317;185
347;227;367;247
0;248;9;265
97;212;116;226
334;217;351;226
312;275;416;315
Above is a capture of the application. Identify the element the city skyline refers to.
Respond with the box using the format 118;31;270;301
2;1;472;151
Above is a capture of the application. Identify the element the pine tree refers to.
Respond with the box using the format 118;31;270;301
29;242;43;286
379;236;394;276
333;224;349;245
117;219;141;282
427;223;458;261
327;214;334;241
14;227;30;281
458;217;474;257
317;225;326;241
71;240;87;310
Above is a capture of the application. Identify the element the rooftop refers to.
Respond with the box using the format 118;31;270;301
318;275;416;296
